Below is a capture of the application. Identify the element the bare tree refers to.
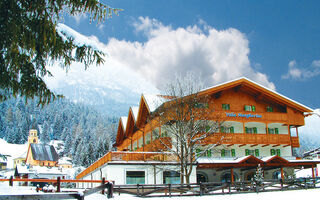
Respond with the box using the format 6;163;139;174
148;72;225;184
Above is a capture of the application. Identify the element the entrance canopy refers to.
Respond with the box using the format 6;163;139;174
197;155;320;169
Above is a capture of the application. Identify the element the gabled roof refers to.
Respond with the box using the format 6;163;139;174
261;155;289;164
142;94;168;113
29;144;59;162
120;116;128;131
131;106;139;122
199;77;313;112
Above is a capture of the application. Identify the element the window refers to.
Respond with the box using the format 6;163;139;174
270;149;281;156
245;149;259;157
221;126;234;133
244;105;256;111
266;106;273;112
161;131;168;137
221;149;236;157
194;102;209;109
152;128;160;140
133;141;138;151
222;104;230;110
245;127;257;134
206;149;212;157
163;171;180;184
196;149;201;157
126;171;145;184
268;128;279;134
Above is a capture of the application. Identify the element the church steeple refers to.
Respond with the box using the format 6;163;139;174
28;129;38;146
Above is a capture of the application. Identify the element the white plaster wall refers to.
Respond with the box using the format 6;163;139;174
204;145;293;158
81;163;197;185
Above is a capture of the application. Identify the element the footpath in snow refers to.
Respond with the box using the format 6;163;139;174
0;182;319;200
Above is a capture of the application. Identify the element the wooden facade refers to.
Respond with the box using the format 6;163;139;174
77;77;317;181
115;78;311;151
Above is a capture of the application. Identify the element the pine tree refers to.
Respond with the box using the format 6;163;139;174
252;164;264;189
0;0;122;104
41;121;51;144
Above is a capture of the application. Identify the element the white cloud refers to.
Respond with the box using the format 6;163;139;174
311;60;320;67
282;59;320;80
106;17;275;90
71;13;88;25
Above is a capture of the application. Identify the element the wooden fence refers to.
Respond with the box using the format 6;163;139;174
113;177;320;197
0;177;114;200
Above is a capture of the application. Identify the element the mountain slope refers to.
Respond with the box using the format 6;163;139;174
45;24;158;116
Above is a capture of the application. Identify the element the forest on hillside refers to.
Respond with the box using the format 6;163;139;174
0;97;117;167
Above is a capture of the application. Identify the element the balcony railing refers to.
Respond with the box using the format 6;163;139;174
76;151;176;180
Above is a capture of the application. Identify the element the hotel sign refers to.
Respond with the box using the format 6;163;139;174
226;112;262;119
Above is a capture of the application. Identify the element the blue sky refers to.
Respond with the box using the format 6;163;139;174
61;0;320;109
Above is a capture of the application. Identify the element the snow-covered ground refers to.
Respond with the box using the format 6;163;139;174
1;182;320;200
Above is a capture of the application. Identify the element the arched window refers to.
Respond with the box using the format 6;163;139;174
273;171;286;179
220;172;238;183
197;172;208;183
245;172;255;181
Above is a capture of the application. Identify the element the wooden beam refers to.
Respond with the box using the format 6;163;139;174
231;168;234;183
312;165;315;178
239;144;246;147
250;144;258;147
262;144;269;147
233;85;242;92
272;144;280;147
214;91;222;99
283;144;291;147
227;144;234;147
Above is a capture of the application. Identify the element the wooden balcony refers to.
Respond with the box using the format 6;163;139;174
76;151;176;179
139;137;172;152
203;133;299;147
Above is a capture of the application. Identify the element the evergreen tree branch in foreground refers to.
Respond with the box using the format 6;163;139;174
0;0;122;105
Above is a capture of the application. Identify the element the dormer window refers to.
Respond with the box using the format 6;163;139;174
194;102;209;109
222;104;230;110
244;105;256;112
266;106;273;112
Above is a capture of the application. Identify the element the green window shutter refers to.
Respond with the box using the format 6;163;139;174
252;106;256;111
267;128;270;134
244;105;248;111
270;149;276;156
227;104;230;110
230;126;234;133
196;149;201;157
245;149;249;156
253;127;257;134
275;128;279;134
221;149;225;157
222;104;225;110
255;149;259;157
245;127;248;133
221;126;225;133
207;149;212;157
231;149;236;157
276;149;281;156
206;126;210;132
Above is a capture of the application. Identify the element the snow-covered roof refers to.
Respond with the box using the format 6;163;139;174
120;116;128;130
131;106;139;122
58;157;72;165
260;156;276;162
142;94;167;112
202;77;313;112
30;143;59;162
16;165;68;175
